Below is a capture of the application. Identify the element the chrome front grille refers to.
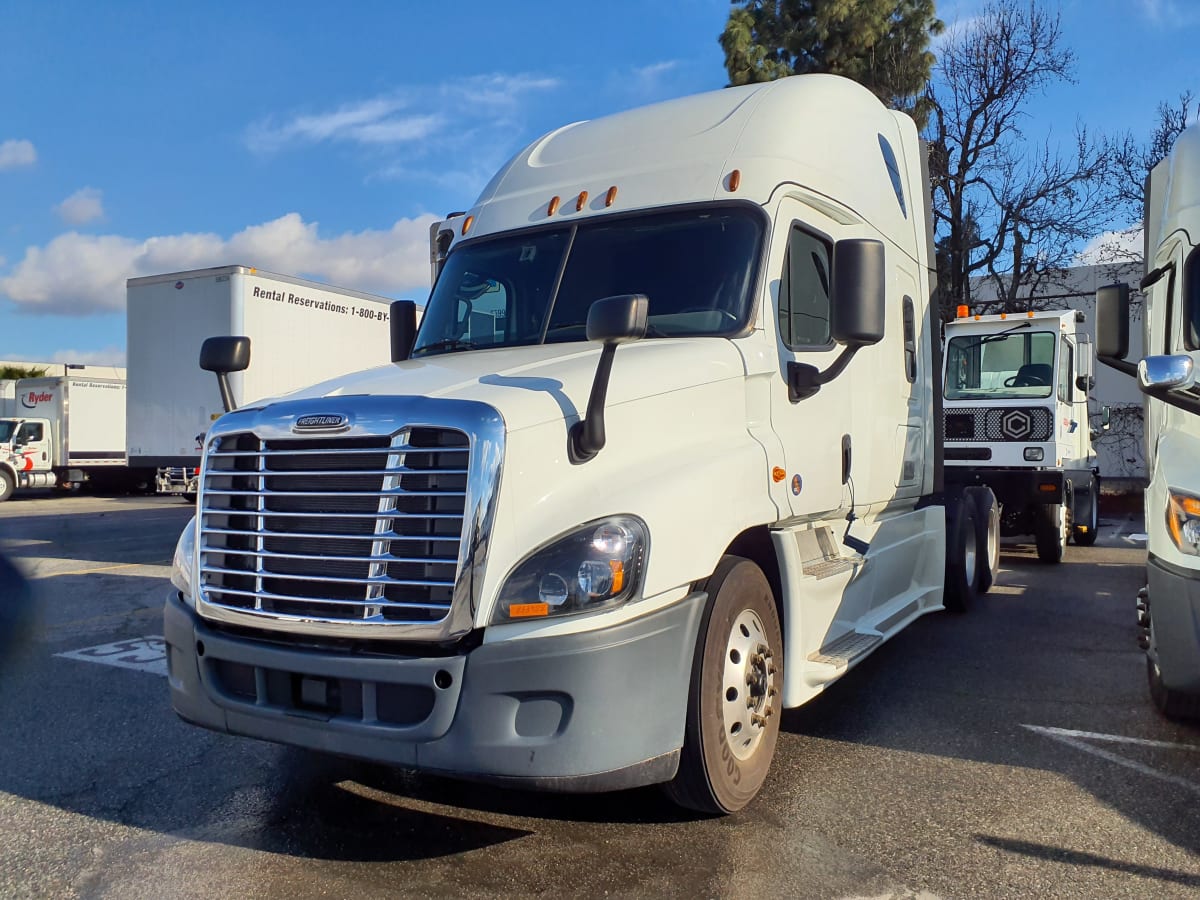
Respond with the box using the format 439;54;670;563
198;427;470;627
943;406;1053;442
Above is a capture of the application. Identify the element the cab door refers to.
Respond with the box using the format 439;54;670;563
14;420;50;473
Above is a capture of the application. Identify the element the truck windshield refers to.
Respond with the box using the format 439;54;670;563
0;421;14;442
412;206;763;356
945;331;1056;400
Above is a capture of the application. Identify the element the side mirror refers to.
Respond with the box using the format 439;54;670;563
390;300;418;362
1075;375;1096;392
1138;354;1196;393
570;294;649;462
1096;282;1130;352
199;335;251;413
831;239;886;347
1101;405;1112;429
788;239;885;402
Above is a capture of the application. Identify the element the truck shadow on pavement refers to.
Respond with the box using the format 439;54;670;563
777;544;1200;882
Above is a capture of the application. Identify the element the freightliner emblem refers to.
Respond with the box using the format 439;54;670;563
294;414;350;432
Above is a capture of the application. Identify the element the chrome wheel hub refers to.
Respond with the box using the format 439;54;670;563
721;608;777;761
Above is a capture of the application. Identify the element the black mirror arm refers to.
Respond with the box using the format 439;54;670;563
787;345;862;402
569;342;618;462
214;374;237;413
1098;354;1138;379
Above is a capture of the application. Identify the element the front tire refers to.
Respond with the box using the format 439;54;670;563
0;469;13;502
1035;502;1065;564
665;555;783;815
1147;656;1200;719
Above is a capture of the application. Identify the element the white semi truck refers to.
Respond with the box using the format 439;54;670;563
1098;122;1200;718
126;267;398;500
165;75;999;813
943;308;1101;564
0;371;144;501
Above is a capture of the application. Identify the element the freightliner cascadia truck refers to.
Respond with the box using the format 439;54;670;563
165;75;999;814
943;307;1101;564
1098;121;1200;718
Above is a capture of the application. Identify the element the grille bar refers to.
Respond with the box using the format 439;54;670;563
203;488;467;499
212;547;458;566
203;467;468;477
203;525;462;544
210;446;461;458
202;565;456;588
200;507;464;520
204;584;451;611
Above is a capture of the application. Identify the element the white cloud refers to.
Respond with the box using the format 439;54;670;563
1075;227;1143;265
633;61;679;80
55;187;105;225
1136;0;1200;25
52;346;127;366
0;212;438;316
246;73;560;155
0;139;37;170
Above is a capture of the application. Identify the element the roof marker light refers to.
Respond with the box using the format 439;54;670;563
1000;312;1008;320
605;186;618;207
957;305;969;318
1028;311;1035;318
462;215;474;235
728;169;741;192
547;196;560;216
576;190;588;212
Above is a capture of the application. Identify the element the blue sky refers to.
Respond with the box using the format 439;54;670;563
1;0;1196;365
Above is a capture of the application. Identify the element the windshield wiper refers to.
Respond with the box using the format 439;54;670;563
414;339;477;355
957;320;1032;350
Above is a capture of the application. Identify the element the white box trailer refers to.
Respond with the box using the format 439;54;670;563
0;372;138;500
126;266;398;493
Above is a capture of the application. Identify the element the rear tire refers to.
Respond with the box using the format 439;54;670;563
1035;502;1065;564
665;555;783;815
0;469;13;502
943;497;980;613
1147;656;1200;719
965;486;1000;593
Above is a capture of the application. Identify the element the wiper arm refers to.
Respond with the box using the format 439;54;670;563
414;339;477;355
959;320;1032;350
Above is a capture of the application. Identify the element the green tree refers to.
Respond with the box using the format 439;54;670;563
0;365;46;379
719;0;943;126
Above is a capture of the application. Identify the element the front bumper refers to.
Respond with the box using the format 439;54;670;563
165;590;706;791
943;466;1064;506
1148;554;1200;694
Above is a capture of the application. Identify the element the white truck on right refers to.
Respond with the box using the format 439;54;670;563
1098;121;1200;718
943;307;1101;564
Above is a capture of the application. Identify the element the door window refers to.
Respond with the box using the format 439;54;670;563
1058;339;1073;403
778;225;832;349
16;422;42;443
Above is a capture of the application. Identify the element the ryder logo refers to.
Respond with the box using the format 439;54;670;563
21;391;54;409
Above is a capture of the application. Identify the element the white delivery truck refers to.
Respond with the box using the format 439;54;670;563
126;267;398;499
943;308;1101;564
165;75;1000;814
1098;122;1200;718
0;371;142;500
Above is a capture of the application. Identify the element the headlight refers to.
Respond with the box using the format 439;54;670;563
1024;447;1044;461
170;516;198;601
491;516;648;623
1167;489;1200;556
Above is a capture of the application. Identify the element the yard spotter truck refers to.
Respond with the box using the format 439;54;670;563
126;267;399;502
0;370;151;501
942;307;1102;565
1097;121;1200;718
164;75;1000;814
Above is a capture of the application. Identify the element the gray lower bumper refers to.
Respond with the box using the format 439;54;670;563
165;591;706;791
1148;555;1200;694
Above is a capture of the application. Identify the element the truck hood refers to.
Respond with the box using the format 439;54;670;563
272;339;748;434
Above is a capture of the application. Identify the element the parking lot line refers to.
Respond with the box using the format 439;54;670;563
1022;724;1200;797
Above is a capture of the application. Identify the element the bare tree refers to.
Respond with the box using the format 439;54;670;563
1091;91;1200;267
925;0;1114;316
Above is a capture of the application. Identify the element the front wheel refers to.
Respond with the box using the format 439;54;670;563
0;469;13;502
1147;656;1200;719
665;555;783;815
943;497;981;612
965;486;1000;593
1035;502;1065;564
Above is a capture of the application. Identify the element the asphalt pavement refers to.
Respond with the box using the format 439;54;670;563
0;492;1196;898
